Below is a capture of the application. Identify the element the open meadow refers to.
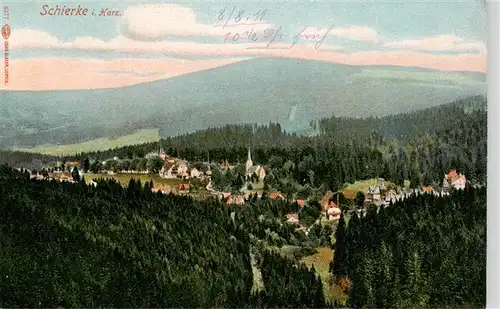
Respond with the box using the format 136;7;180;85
15;129;160;156
342;178;398;199
301;247;348;305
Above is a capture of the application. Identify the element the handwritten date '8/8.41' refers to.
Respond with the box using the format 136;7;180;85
214;7;283;47
215;7;267;28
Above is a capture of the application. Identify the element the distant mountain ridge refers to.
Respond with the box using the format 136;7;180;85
0;57;486;149
0;94;487;165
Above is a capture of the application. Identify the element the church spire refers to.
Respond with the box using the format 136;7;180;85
159;140;167;161
245;147;253;176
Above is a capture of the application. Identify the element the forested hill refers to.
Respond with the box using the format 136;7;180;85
318;94;486;143
0;165;487;308
0;165;326;308
1;95;486;188
61;95;485;160
0;150;58;170
55;95;487;188
334;186;486;308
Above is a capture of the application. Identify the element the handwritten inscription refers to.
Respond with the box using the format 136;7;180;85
215;7;268;28
40;5;121;16
291;25;334;50
224;27;284;47
214;7;334;50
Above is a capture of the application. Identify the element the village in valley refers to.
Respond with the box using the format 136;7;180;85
24;144;469;235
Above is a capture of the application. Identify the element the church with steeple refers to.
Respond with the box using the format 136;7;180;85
245;148;266;182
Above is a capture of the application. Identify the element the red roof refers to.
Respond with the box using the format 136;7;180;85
422;186;434;193
269;192;284;199
446;170;459;181
226;195;245;205
296;199;305;207
177;183;190;191
323;201;337;211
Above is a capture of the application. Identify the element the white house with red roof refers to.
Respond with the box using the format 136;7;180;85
443;170;467;190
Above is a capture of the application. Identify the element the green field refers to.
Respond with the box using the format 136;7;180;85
342;178;398;199
15;129;161;156
85;172;182;187
301;247;348;304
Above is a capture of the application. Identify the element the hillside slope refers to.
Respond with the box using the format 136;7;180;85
1;57;486;149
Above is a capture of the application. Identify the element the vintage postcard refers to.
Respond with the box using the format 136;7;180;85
0;0;489;308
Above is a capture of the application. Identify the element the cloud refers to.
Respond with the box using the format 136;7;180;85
384;34;486;53
3;48;486;91
118;4;274;41
330;26;382;43
5;28;486;92
10;28;345;57
10;29;60;49
2;57;247;91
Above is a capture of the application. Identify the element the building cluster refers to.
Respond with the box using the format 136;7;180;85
284;191;342;234
221;191;285;205
28;170;84;184
158;148;211;180
364;171;466;208
151;183;191;195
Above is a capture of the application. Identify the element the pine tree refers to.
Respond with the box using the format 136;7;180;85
375;241;393;309
403;250;430;308
348;253;376;308
71;166;80;182
332;211;348;280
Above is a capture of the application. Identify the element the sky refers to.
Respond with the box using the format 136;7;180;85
1;0;488;90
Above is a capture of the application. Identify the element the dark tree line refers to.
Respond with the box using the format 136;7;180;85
332;187;486;308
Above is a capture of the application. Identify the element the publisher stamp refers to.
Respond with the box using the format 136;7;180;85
3;5;9;86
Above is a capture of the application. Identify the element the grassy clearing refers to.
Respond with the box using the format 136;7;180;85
342;178;398;199
301;247;348;304
85;173;182;187
16;129;160;156
251;253;264;293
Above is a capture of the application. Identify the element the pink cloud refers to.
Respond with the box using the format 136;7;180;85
1;57;247;91
118;4;274;40
4;28;486;91
384;35;486;53
2;49;485;92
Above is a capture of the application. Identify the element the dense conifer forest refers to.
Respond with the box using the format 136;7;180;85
0;166;326;307
0;95;487;308
333;187;486;308
0;166;486;308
